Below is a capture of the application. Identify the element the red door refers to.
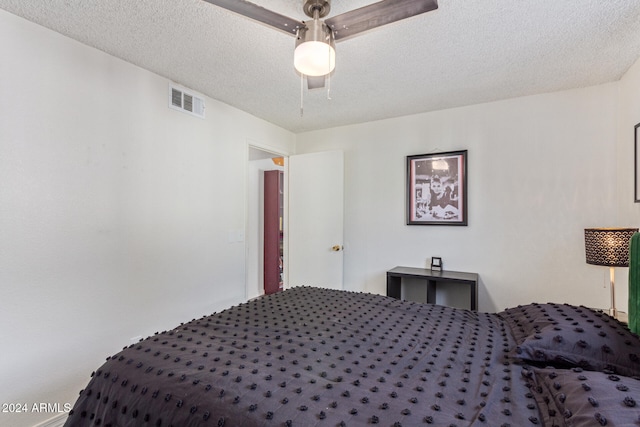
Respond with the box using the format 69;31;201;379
264;170;283;294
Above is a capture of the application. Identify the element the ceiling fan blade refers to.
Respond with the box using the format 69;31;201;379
202;0;304;36
325;0;438;41
307;75;326;90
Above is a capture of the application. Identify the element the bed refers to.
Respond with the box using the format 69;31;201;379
64;286;640;426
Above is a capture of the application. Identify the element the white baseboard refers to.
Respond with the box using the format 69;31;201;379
33;413;67;427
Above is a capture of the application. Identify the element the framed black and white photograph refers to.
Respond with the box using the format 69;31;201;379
431;256;443;270
407;150;467;225
635;123;640;203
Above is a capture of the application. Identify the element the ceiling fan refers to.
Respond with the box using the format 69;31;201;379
203;0;439;89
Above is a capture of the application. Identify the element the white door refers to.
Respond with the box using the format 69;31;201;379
288;150;344;289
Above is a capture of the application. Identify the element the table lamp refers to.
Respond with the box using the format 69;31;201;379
585;227;638;317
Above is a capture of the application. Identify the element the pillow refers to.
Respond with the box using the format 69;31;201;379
501;303;640;377
527;366;640;426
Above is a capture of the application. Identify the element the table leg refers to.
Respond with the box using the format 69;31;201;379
426;279;437;304
387;274;402;299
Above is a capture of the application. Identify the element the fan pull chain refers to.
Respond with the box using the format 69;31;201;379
327;40;332;100
300;73;304;117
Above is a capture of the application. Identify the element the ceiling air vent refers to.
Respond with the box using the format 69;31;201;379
169;84;205;119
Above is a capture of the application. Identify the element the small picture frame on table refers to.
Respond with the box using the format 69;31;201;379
431;257;442;271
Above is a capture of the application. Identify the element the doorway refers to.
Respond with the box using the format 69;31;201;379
246;146;286;300
246;147;345;300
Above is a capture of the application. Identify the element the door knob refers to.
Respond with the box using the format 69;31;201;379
331;245;343;252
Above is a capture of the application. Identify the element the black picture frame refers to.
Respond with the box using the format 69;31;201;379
635;123;640;203
431;256;442;271
406;150;468;225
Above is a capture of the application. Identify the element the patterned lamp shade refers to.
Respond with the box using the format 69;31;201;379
585;228;638;267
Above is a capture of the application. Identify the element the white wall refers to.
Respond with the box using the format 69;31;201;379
615;56;640;311
296;82;627;313
0;10;294;427
617;57;640;228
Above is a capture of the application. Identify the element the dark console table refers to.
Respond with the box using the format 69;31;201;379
386;266;479;311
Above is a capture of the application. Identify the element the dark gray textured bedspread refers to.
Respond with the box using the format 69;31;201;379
64;287;544;426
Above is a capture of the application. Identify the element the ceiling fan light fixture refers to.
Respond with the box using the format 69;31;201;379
294;19;335;77
205;0;438;92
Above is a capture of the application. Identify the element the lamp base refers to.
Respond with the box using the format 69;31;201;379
608;266;617;319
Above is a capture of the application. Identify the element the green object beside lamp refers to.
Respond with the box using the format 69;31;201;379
629;232;640;334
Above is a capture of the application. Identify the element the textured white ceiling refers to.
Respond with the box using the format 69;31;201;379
1;0;640;133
